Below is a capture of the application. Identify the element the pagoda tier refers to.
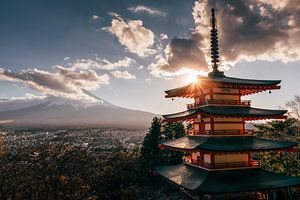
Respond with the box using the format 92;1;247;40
165;74;281;98
159;136;297;152
155;164;300;194
163;105;287;122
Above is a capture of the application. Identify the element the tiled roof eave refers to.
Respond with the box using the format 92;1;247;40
163;106;287;120
154;164;300;194
159;136;297;152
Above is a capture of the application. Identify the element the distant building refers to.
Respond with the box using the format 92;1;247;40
155;8;300;200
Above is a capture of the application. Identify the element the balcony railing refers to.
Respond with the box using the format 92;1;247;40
187;129;253;135
187;99;251;109
185;158;261;169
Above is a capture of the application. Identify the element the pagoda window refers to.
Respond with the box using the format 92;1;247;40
204;154;211;164
205;123;211;131
191;152;201;164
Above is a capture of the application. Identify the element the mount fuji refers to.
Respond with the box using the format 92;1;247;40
0;91;158;128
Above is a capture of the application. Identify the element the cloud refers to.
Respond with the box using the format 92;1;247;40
71;57;135;70
128;5;167;17
0;66;109;101
138;65;144;70
110;70;136;79
91;15;100;20
148;36;208;77
102;14;156;57
192;0;300;66
160;33;168;40
11;93;46;100
150;0;300;77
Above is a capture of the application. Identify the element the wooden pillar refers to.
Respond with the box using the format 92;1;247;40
247;153;251;166
242;117;245;134
210;117;214;134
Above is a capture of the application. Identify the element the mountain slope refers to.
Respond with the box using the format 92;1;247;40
0;93;158;128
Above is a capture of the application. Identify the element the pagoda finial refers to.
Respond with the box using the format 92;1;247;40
210;8;219;72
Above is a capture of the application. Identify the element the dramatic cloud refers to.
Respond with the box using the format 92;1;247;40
148;36;208;77
128;5;167;17
103;14;156;57
0;66;109;100
150;0;300;77
71;57;135;70
110;70;136;79
193;0;300;65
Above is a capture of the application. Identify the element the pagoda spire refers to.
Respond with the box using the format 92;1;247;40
209;8;224;77
210;8;219;72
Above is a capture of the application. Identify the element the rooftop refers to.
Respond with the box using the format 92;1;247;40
155;164;300;194
163;105;287;121
160;136;296;152
165;74;282;98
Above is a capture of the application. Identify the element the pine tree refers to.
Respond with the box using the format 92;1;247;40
140;118;186;172
140;117;162;173
160;121;185;165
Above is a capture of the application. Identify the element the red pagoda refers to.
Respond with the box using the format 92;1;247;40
155;9;300;199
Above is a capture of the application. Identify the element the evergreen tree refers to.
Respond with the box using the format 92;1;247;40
140;117;162;173
253;118;300;176
254;118;296;138
161;121;185;140
140;118;186;172
160;121;185;165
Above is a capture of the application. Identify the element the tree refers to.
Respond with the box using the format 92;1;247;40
161;121;185;140
140;117;162;173
253;119;300;177
160;121;185;165
140;118;186;172
286;95;300;119
254;118;296;138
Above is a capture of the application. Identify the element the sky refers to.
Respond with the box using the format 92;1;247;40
0;0;299;114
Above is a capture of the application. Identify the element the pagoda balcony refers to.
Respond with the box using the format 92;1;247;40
184;158;261;169
187;129;253;135
186;99;251;109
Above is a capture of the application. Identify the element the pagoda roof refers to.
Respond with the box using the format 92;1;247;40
160;136;297;152
165;74;281;98
154;164;300;194
200;74;281;86
163;106;287;121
